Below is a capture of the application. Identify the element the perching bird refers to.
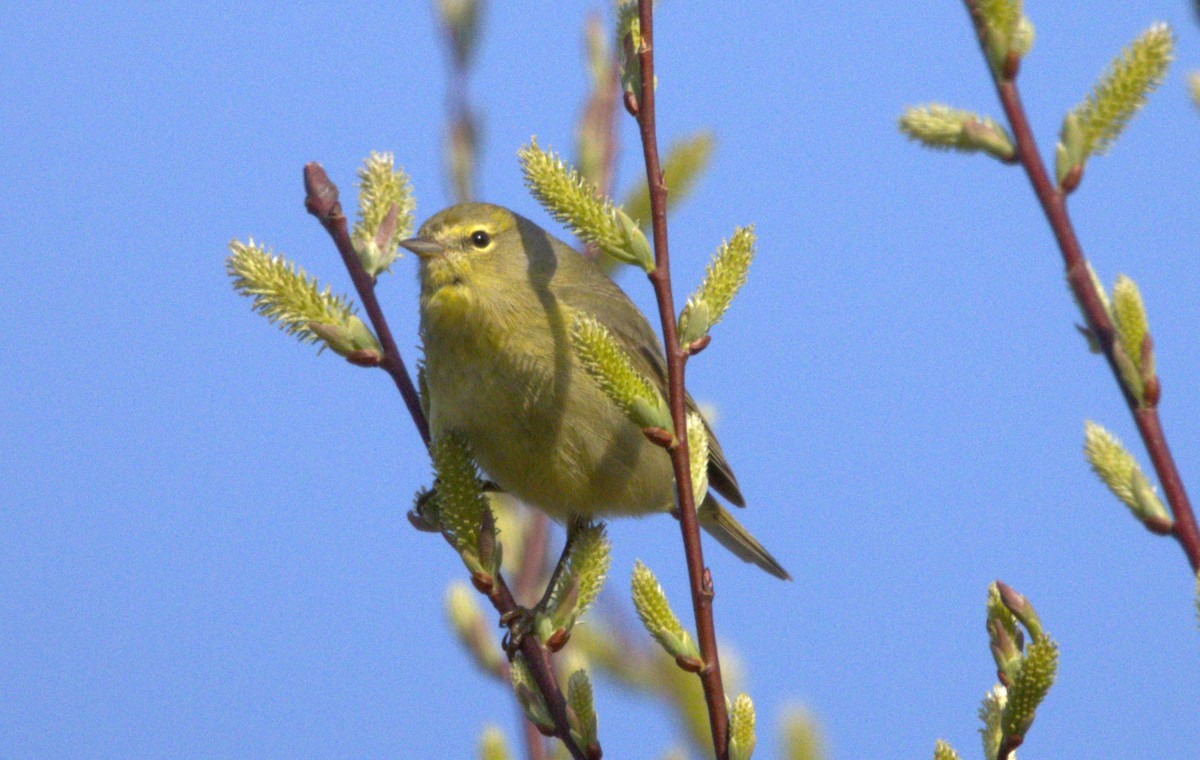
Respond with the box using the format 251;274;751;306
401;203;788;582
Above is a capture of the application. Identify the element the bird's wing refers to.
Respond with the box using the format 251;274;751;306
553;241;746;507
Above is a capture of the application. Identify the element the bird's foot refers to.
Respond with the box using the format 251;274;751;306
500;606;537;658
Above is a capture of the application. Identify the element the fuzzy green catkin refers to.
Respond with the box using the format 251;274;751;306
898;105;1014;160
1083;421;1140;508
679;226;756;345
630;560;698;659
519;140;624;256
686;412;710;504
1111;275;1149;372
1001;636;1058;738
778;706;824;760
933;739;961;760
429;432;490;560
227;240;356;343
1071;23;1174;157
978;685;1006;760
353;151;414;252
567;670;599;752
977;0;1032;75
570;314;671;430
477;725;511;760
728;694;757;760
445;582;503;677
567;522;611;622
978;0;1022;42
699;227;754;326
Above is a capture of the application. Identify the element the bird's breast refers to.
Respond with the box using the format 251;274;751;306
421;304;674;520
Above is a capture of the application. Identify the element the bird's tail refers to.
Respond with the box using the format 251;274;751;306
697;495;791;580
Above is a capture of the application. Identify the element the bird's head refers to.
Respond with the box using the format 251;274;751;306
402;203;559;328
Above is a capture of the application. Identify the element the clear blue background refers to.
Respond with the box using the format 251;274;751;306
3;1;1199;757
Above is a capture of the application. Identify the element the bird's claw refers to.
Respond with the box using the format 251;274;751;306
500;606;536;658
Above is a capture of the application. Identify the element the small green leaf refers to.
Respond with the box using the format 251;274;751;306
509;655;555;734
616;3;642;100
615;207;656;272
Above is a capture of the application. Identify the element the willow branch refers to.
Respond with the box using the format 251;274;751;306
302;164;584;760
960;1;1200;573
303;163;430;446
631;2;730;757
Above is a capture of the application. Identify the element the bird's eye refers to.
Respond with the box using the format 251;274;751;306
469;230;491;248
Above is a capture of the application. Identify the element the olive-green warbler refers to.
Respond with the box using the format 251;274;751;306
402;203;788;580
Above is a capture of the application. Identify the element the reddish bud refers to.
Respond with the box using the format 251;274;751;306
546;629;570;652
642;426;674;448
623;90;640;117
470;571;494;595
344;349;384;367
1061;164;1084;194
686;335;711;356
1144;514;1174;535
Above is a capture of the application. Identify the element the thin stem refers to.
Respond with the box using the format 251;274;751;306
302;164;587;760
633;3;730;758
303;163;430;446
960;1;1200;573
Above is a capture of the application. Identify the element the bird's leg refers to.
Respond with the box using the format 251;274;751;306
501;515;584;657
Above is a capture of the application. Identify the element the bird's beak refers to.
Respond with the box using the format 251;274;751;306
399;236;446;260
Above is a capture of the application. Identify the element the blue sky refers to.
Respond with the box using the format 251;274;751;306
3;1;1199;757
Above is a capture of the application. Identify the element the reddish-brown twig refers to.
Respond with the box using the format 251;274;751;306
302;164;587;760
631;3;730;757
302;164;430;446
960;1;1200;573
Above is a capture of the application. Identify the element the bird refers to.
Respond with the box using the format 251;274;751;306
400;202;789;591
